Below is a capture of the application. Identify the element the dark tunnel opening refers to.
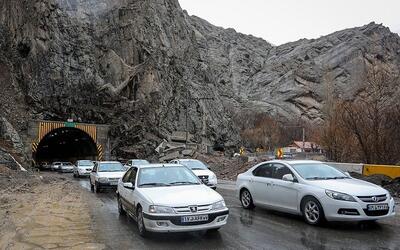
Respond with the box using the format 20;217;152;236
34;127;98;164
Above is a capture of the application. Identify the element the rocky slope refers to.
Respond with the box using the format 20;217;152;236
0;0;400;159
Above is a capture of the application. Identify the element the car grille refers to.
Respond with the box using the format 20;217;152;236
357;194;387;203
363;209;389;216
198;175;209;184
173;204;212;214
109;178;120;182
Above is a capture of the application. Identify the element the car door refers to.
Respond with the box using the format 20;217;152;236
121;167;138;214
119;168;132;209
269;163;299;212
250;163;276;207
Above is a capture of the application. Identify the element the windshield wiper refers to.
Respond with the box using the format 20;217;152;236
191;168;206;170
169;181;199;185
306;177;328;180
139;183;171;187
325;176;349;180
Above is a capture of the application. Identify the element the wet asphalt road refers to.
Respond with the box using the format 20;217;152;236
69;175;400;250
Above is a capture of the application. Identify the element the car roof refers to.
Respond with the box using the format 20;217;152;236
174;159;198;162
269;160;322;165
98;161;122;164
136;163;184;169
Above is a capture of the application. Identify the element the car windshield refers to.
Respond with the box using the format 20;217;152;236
62;162;73;166
180;160;208;170
132;160;149;165
291;163;349;180
98;162;125;172
78;160;94;167
138;166;200;187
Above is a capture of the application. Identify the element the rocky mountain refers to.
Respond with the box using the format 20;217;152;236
1;0;400;159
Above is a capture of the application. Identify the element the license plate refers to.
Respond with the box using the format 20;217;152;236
181;215;208;223
367;204;388;211
109;181;118;185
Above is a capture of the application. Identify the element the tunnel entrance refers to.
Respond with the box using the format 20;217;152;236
34;127;98;164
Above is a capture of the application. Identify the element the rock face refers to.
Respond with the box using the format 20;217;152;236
0;0;400;158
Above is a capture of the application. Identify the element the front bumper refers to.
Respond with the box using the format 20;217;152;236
320;196;396;222
142;209;229;232
60;168;74;173
77;169;91;176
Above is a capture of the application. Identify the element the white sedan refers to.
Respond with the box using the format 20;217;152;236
90;161;126;193
117;164;229;236
236;160;395;225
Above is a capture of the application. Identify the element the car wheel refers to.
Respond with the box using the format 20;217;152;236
73;172;77;178
94;182;101;193
118;197;126;216
137;206;148;237
240;189;255;209
302;197;325;225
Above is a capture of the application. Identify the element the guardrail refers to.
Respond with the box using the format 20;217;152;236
325;162;400;179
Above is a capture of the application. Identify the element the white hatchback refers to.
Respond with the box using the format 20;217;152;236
117;164;229;236
236;160;395;225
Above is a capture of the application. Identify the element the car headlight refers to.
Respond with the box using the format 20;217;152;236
98;177;109;183
325;190;356;202
148;205;175;214
212;200;226;210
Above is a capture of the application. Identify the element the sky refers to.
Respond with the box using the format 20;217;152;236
179;0;400;45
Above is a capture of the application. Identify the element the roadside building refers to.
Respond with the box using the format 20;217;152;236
283;141;323;153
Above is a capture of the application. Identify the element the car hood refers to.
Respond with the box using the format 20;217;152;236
191;169;213;176
139;185;222;207
97;172;125;178
307;178;388;196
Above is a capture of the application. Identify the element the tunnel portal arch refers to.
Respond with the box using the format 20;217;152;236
28;121;110;165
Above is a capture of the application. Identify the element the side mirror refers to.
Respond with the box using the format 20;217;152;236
123;182;135;190
282;174;295;182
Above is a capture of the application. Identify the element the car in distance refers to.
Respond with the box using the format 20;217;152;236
170;159;218;189
236;160;395;225
39;162;51;171
124;159;150;170
73;160;95;178
59;162;75;173
51;162;62;171
117;164;229;236
90;161;126;193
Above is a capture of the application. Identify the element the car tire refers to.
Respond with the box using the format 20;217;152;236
73;172;77;178
302;197;325;225
118;197;126;216
137;206;148;237
94;182;101;193
240;189;255;209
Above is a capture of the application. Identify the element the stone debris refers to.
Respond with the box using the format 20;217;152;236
157;131;203;162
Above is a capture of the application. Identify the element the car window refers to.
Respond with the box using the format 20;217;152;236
93;163;97;172
98;162;125;172
137;166;200;187
122;168;133;183
291;163;348;180
253;164;275;178
272;164;293;180
129;168;138;184
180;160;208;170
